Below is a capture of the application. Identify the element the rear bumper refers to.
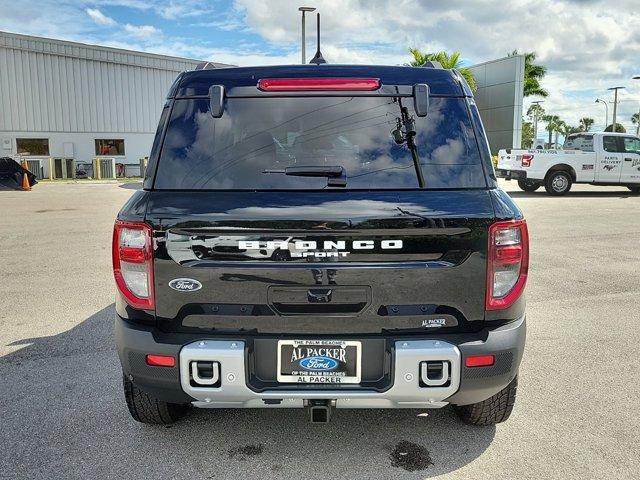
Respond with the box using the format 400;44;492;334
115;315;525;408
495;168;527;180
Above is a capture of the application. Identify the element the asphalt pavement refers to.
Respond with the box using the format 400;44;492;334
0;180;638;479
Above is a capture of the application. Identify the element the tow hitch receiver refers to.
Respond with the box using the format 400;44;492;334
307;399;334;423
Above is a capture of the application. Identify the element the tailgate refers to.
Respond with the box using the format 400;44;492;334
497;150;524;170
148;190;494;335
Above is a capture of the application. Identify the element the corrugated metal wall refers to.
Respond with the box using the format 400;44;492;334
0;31;205;134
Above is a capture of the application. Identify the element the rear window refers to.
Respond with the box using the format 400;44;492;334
154;95;486;190
564;134;594;152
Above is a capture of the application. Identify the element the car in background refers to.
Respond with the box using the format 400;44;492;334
497;132;640;195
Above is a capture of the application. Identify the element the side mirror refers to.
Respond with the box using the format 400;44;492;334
209;85;225;118
413;83;430;117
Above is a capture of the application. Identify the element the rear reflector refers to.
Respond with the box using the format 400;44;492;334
465;355;495;368
119;246;146;263
257;78;381;92
146;354;176;367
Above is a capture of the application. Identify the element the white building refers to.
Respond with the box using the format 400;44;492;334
0;31;229;178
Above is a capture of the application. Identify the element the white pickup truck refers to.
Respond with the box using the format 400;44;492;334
496;132;640;195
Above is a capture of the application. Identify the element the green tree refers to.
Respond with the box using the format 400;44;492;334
542;114;561;147
604;123;626;133
579;117;594;132
408;48;477;91
522;119;534;148
632;113;639;125
527;103;546;120
553;120;568;147
559;122;580;145
509;51;548;97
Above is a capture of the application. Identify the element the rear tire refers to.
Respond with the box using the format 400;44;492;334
454;376;518;426
123;374;188;425
627;186;640;195
544;171;572;196
192;246;208;259
517;179;541;192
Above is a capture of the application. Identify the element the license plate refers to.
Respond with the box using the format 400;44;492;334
277;339;361;384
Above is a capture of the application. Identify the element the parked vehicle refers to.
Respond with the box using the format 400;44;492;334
113;64;528;426
0;157;36;190
497;132;640;195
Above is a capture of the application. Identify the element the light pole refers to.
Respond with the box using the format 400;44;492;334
530;100;544;145
608;86;625;131
595;98;608;130
298;7;316;64
633;75;640;135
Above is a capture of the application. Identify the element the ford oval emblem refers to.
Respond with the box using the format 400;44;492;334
299;356;339;371
168;278;202;292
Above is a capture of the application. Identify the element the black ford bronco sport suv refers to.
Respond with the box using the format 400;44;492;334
114;64;527;426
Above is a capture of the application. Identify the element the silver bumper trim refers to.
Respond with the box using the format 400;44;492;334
179;339;460;409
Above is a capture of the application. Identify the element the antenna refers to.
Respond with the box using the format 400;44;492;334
309;12;326;64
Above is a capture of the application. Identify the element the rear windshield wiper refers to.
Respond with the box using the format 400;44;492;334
263;166;347;187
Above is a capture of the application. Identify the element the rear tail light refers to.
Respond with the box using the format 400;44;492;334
112;220;154;310
486;219;529;310
520;154;533;167
257;78;381;92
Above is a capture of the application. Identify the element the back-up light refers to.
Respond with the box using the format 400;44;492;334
257;78;381;92
112;220;154;310
486;219;529;310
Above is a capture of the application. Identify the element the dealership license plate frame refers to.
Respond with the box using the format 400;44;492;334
277;339;362;384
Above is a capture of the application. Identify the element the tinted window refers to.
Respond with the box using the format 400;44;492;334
623;137;640;153
16;138;49;156
564;134;593;152
155;96;485;190
602;136;622;153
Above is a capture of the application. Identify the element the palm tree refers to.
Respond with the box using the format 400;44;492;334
559;122;580;145
553;120;566;148
527;103;546;119
509;51;548;97
542;114;561;147
526;103;546;144
579;117;594;132
408;48;477;91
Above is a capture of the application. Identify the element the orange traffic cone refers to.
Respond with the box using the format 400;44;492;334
21;160;31;191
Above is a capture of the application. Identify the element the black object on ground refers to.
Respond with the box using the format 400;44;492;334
0;157;37;190
390;440;434;471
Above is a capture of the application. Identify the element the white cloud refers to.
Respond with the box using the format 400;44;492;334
86;8;116;26
123;24;161;39
157;0;213;19
229;0;640;129
2;0;639;130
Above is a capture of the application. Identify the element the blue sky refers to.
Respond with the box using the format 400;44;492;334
1;0;639;136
